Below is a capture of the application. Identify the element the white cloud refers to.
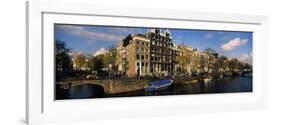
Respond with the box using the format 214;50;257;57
221;38;248;52
93;48;108;57
56;25;123;44
238;51;253;65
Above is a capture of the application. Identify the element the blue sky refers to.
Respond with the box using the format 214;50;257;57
55;24;253;64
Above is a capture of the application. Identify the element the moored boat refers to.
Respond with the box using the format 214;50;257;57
184;79;198;84
145;79;173;92
203;77;212;83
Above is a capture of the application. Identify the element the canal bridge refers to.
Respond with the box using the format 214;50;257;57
57;79;149;94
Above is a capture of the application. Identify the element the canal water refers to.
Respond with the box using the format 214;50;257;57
56;75;252;100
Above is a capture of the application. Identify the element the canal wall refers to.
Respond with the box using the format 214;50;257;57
108;79;149;94
57;79;149;94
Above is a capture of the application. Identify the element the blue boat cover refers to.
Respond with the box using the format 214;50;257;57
151;79;172;86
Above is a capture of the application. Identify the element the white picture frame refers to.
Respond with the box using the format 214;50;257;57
26;1;268;124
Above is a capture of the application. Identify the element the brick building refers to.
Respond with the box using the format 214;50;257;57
117;34;151;77
117;28;177;78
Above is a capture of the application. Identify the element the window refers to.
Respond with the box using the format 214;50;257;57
136;54;140;59
141;55;144;60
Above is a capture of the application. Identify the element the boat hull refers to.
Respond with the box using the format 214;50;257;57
145;79;173;92
145;85;171;92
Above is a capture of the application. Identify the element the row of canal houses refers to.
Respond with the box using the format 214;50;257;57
116;28;222;78
68;28;233;78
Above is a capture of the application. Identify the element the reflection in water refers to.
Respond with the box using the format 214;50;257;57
56;84;105;100
56;75;252;100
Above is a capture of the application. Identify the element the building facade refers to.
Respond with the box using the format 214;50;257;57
117;34;151;77
175;45;194;74
117;29;177;78
191;49;201;73
147;29;176;77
